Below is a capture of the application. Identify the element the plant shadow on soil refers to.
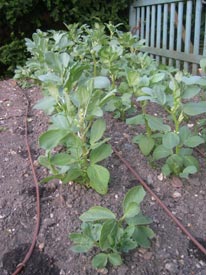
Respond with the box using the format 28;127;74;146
2;243;60;275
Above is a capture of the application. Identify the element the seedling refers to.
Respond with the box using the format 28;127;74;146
69;186;154;269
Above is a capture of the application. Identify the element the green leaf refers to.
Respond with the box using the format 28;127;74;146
92;253;108;269
39;129;69;150
138;136;155;156
153;145;172;160
162;132;180;149
50;153;75;166
90;144;112;164
90;118;106;144
124;202;140;219
108;253;122;266
179;126;192;143
123;186;146;215
121;239;137;252
70;233;94;253
87;164;110;195
62;168;83;183
51;113;70;129
183;155;199;169
146;115;171;132
182;85;201;99
162;163;171;177
34;96;55;114
80;206;115;222
166;154;184;175
132;226;155;248
93;76;110;89
179;165;197;178
126;70;140;87
126;114;144;125
184;135;204;148
99;220;118;250
150;72;165;83
183;102;206;116
126;213;153;226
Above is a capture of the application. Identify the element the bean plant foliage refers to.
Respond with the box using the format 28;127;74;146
69;186;154;269
15;23;206;185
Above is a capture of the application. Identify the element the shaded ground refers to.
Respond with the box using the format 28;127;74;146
0;79;206;275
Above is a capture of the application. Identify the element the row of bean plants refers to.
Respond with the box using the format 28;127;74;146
15;23;206;268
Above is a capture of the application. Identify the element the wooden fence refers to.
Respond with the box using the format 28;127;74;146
129;0;206;75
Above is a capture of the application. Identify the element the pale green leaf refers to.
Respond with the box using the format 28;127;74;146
123;186;146;214
39;129;69;150
90;118;106;144
108;253;122;266
183;102;206;116
93;76;110;89
80;206;115;222
92;253;108;269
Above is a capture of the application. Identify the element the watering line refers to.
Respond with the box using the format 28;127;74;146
113;147;206;257
11;92;41;275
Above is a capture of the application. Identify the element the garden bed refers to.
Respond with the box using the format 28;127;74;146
0;79;206;275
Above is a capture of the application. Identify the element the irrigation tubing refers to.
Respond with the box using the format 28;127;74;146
113;147;206;257
11;92;41;275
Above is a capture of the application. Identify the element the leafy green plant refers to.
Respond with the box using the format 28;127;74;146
69;186;154;269
127;70;206;178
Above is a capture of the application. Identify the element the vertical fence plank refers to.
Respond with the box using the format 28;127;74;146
150;5;156;59
176;2;184;69
192;0;202;74
136;7;140;37
156;5;162;64
184;1;193;71
140;7;145;39
204;12;206;56
162;4;168;65
146;6;150;46
129;4;136;29
169;3;175;66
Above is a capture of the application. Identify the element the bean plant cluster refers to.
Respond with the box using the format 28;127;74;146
15;23;206;269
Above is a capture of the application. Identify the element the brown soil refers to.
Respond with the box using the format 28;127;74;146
0;79;206;275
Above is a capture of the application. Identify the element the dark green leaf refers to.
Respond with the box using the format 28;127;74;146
146;115;171;132
182;85;201;99
124;202;140;219
132;226;155;248
184;135;204;148
99;220;118;250
153;145;172;160
179;165;197;178
62;168;83;183
162;132;180;149
179;126;192;144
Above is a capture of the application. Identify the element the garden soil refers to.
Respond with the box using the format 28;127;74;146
0;79;206;275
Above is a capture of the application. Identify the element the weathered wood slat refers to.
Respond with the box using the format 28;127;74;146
169;3;175;66
162;4;168;65
130;0;205;74
141;47;202;64
176;2;184;69
134;0;183;7
184;1;193;71
192;0;202;74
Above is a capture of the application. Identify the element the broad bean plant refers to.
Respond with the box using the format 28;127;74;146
70;186;154;269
